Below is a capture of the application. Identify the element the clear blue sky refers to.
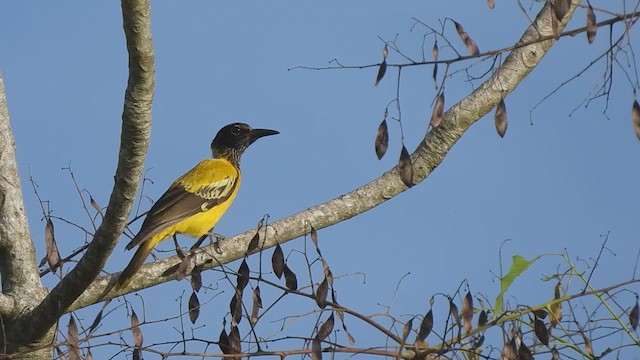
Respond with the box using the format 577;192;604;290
1;1;638;358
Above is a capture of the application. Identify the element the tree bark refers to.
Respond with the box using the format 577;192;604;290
0;0;154;357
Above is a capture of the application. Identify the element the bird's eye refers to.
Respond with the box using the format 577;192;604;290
232;125;242;135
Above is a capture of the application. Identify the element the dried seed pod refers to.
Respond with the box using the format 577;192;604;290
432;41;439;60
551;347;561;360
586;4;597;44
315;278;329;309
401;317;413;345
487;0;495;9
383;44;388;59
272;243;285;279
45;218;61;273
245;231;260;256
431;92;445;128
453;21;480;55
553;0;571;22
630;300;639;330
219;327;230;354
461;291;473;333
236;259;249;292
375;60;387;87
88;309;103;334
251;286;262;325
432;63;438;84
131;310;143;347
310;225;319;246
284;263;298;291
417;309;433;341
397;145;414;188
188;291;200;324
375;119;389;160
191;265;202;292
449;299;460;325
632;100;640;140
230;291;243;325
90;195;103;216
495;98;508;138
68;316;80;360
500;337;517;360
478;309;488;327
317;313;335;341
312;337;322;360
228;326;241;354
175;254;191;280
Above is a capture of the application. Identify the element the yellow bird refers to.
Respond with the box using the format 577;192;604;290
115;123;278;290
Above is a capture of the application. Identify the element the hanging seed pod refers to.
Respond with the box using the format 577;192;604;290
431;92;445;128
131;310;143;347
272;243;285;279
449;299;460;325
500;337;517;360
453;21;480;55
236;259;249;292
533;308;548;319
228;326;241;354
375;60;387;87
487;0;495;9
90;196;103;217
375;118;389;160
251;286;262;325
317;312;335;341
477;309;488;327
191;265;202;292
245;230;260;256
632;100;640;140
397;145;414;188
461;291;473;334
219;327;230;354
188;292;200;324
45;218;61;273
315;278;329;309
586;4;597;44
553;0;571;22
630;299;639;330
284;263;298;291
88;309;103;334
495;98;508;138
417;309;433;341
68;316;80;360
432;41;439;60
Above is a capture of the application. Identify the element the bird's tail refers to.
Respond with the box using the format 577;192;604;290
115;240;155;291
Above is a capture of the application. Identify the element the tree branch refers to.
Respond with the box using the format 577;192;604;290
20;0;155;343
68;1;575;310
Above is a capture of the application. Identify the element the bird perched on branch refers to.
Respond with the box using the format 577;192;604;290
115;122;278;291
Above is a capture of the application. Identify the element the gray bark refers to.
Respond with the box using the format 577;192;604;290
0;0;154;357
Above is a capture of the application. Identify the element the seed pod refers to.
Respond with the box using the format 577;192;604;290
534;319;549;346
284;263;298;291
586;4;597;44
453;21;479;55
68;316;80;360
495;98;508;138
487;0;495;9
315;278;329;309
45;218;61;273
632;100;640;140
272;243;284;279
397;145;414;188
553;0;571;22
417;309;433;341
188;292;200;324
317;312;335;341
630;300;639;330
461;291;473;333
131;310;143;347
375;60;387;87
375;118;389;160
432;41;439;60
431;92;445;128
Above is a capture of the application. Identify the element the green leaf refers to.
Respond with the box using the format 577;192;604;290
494;255;542;315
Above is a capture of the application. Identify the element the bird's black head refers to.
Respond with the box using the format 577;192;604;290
211;122;279;166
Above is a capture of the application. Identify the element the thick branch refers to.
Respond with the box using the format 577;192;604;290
20;0;155;343
70;2;574;309
0;70;47;317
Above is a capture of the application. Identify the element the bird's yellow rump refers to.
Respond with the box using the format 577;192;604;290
116;123;278;291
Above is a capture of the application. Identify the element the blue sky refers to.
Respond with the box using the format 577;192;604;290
1;1;639;358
